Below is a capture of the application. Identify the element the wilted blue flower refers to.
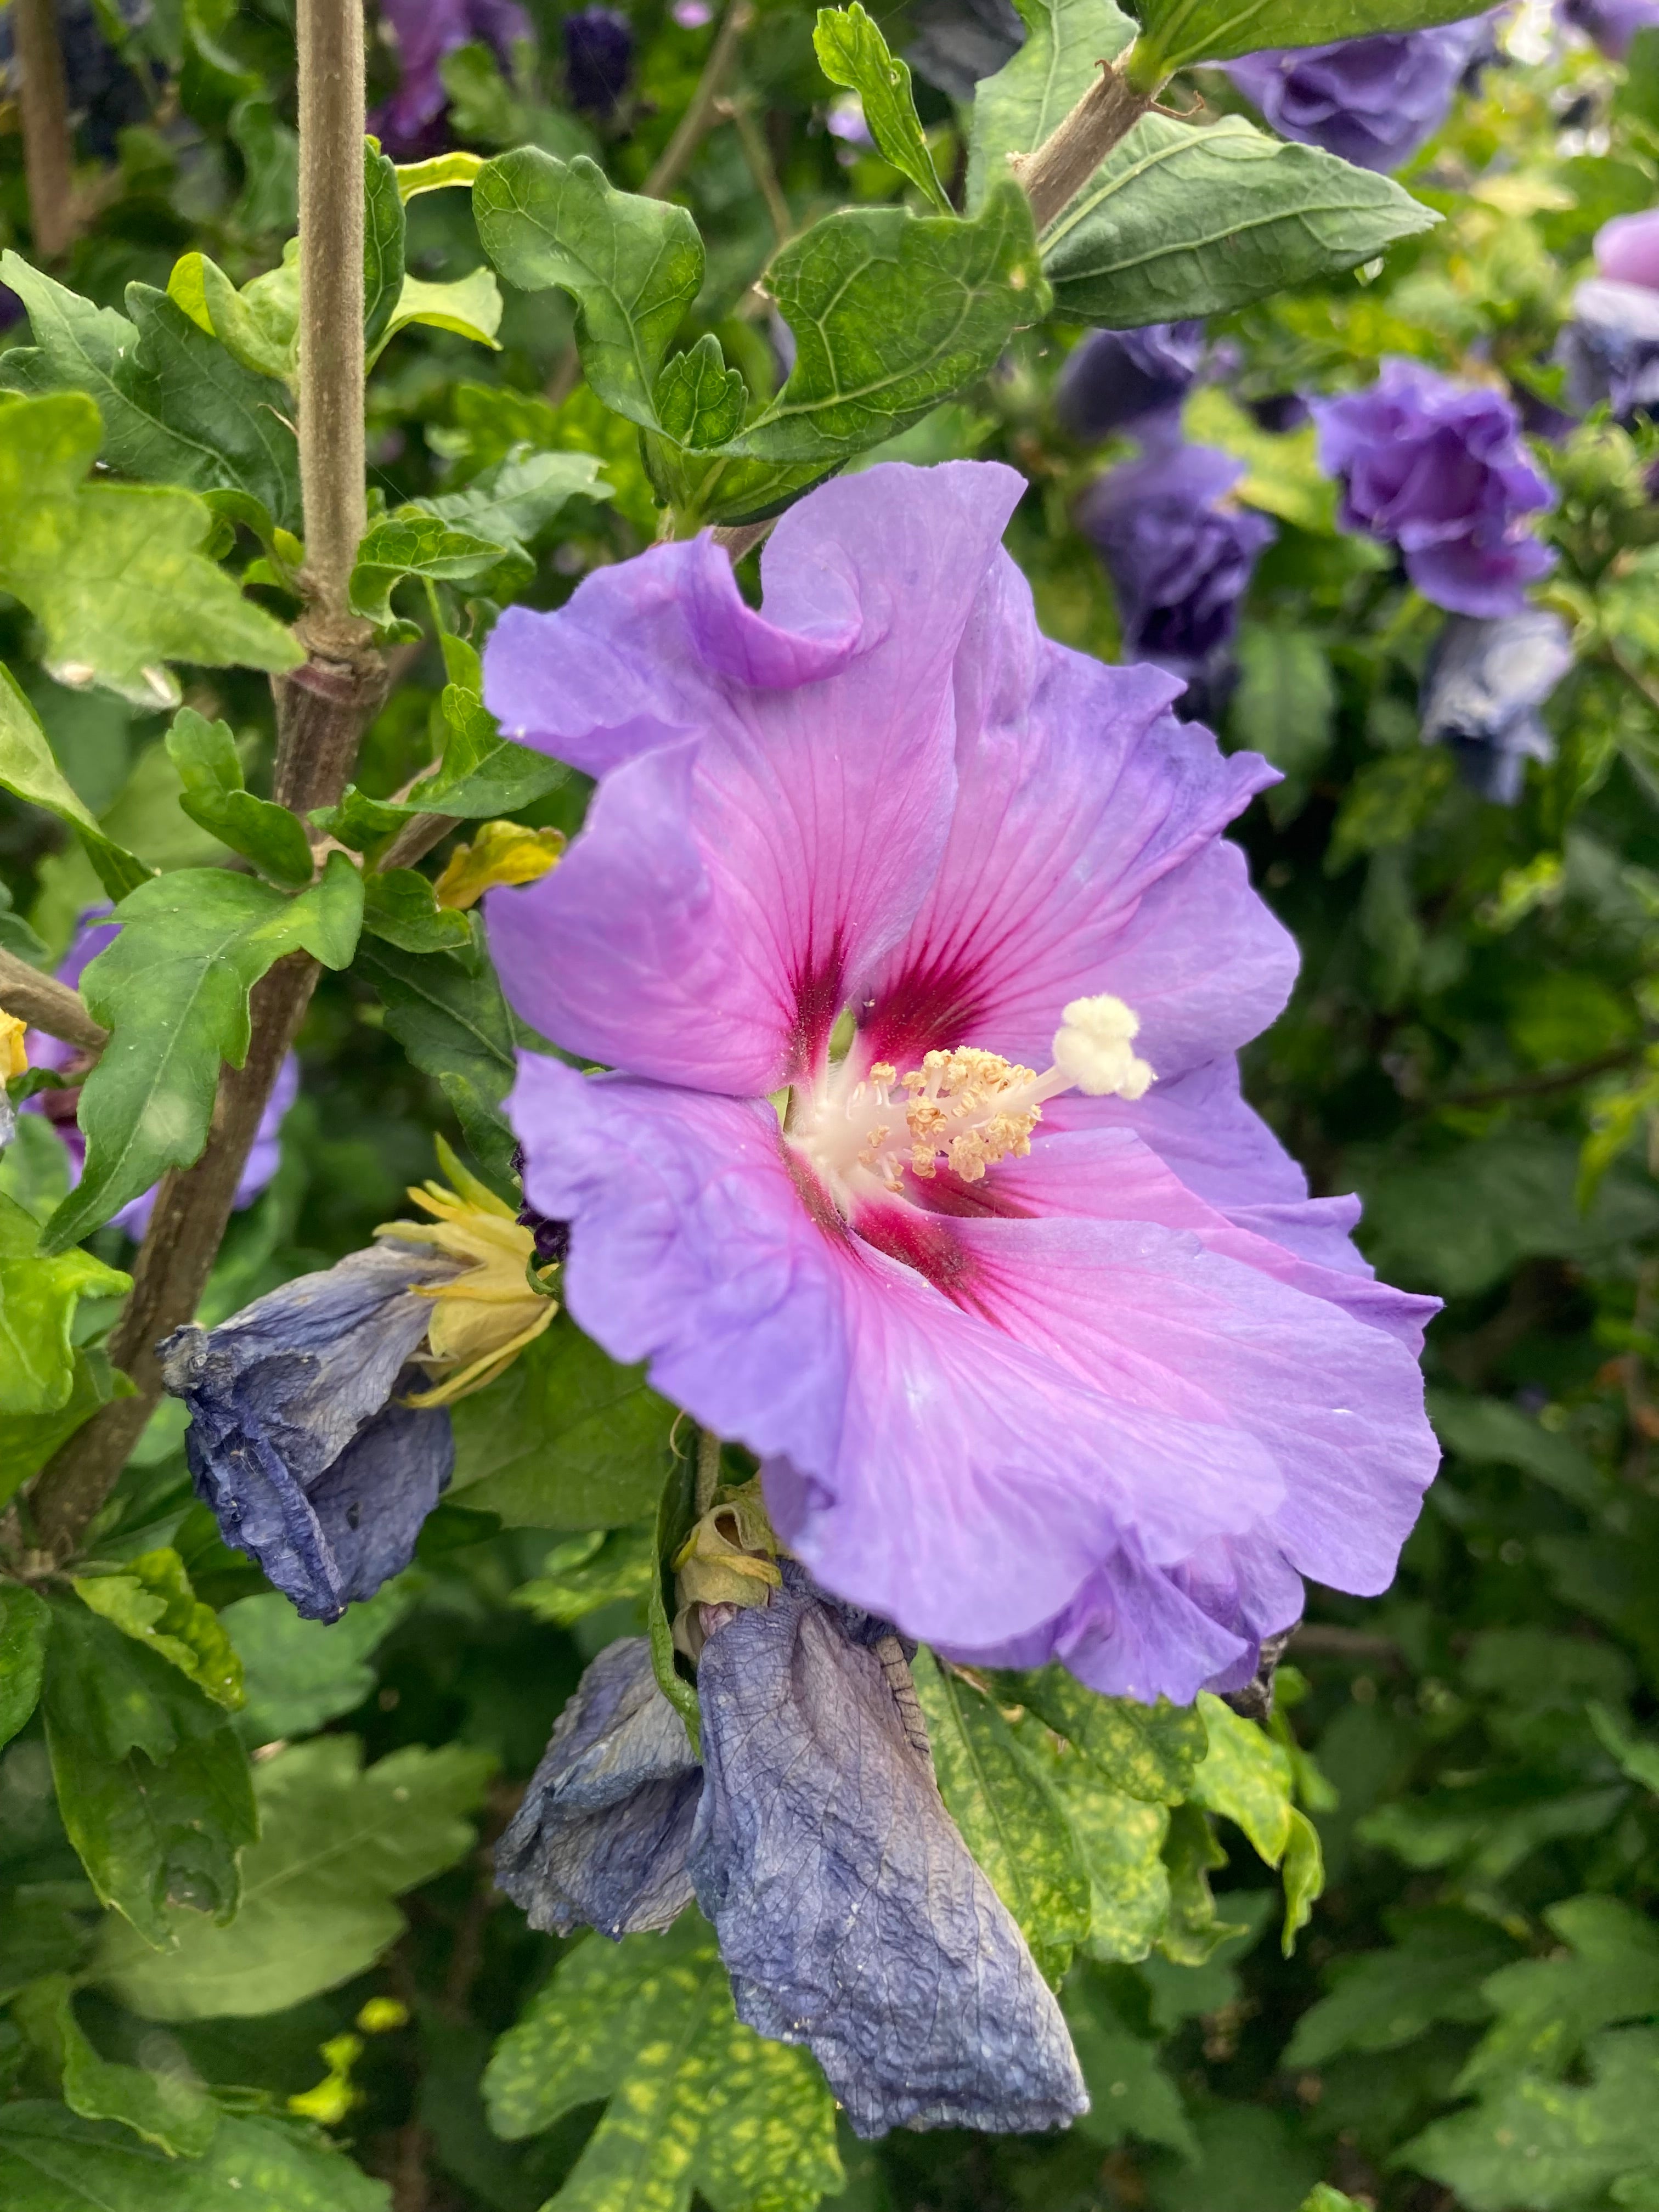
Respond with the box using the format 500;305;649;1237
1077;440;1275;719
1056;324;1205;443
1559;0;1659;57
373;0;532;154
563;6;633;116
907;0;1023;101
25;909;296;1240
1561;278;1659;424
1226;18;1494;173
495;1637;701;1936
162;1160;557;1620
1313;360;1554;617
1419;610;1572;804
692;1563;1088;2137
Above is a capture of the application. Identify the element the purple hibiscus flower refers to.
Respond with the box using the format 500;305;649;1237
481;462;1439;1707
1559;0;1659;55
1076;439;1276;722
1056;324;1206;444
25;909;297;1240
1419;608;1572;805
1226;16;1494;173
1312;360;1555;617
373;0;532;154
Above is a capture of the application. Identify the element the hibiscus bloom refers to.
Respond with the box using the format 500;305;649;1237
485;463;1439;1705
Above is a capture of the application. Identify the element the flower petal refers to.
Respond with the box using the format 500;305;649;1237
494;1637;701;1938
691;1566;1087;2137
858;584;1286;1073
490;464;1027;1093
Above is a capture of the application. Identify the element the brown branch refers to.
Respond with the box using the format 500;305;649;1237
1438;1047;1643;1110
377;810;460;876
643;0;753;201
1009;58;1154;233
712;518;772;562
1289;1624;1406;1666
0;948;106;1054
14;0;79;261
719;95;791;245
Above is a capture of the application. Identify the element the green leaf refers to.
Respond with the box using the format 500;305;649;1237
1040;115;1437;325
1158;1801;1244;1966
349;512;511;629
43;1601;258;1948
353;931;523;1186
70;1550;244;1712
0;1585;50;1753
1014;1665;1208;1803
727;180;1049;465
363;141;408;354
1456;1896;1659;2095
654;334;749;452
417;447;610;554
965;0;1137;215
484;1912;843;2212
95;1735;492;2019
0;256;302;531
1326;747;1454;874
911;1651;1091;1984
0;664;151;899
166;250;295;383
0;2104;391;2210
1063;1965;1197;2157
1031;1730;1172;1963
375;267;504;361
1280;1807;1323;1957
814;4;952;213
362;868;475;955
0;392;303;708
473;150;704;430
224;1579;416;1743
1184;387;1339;534
0;1190;132;1415
1283;1909;1521;2068
448;1308;678;1530
162;708;314;888
1229;627;1338;825
1589;1701;1659;1796
512;1525;657;1627
318;688;567;858
396;150;487;199
0;1350;132;1506
29;1974;218;2156
1188;1692;1323;1949
1130;0;1498;75
41;855;363;1253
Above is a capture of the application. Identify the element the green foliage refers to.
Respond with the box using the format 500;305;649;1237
0;669;150;899
0;1587;50;1753
1129;0;1501;73
1041;115;1437;326
1016;1667;1209;1803
0;393;302;708
353;929;527;1187
966;0;1137;214
222;1580;417;1742
70;1552;244;1712
813;5;951;214
0;1192;131;1417
512;1525;657;1626
96;1736;492;2018
41;856;363;1252
484;1912;843;2212
0;2104;390;2209
24;1973;217;2155
162;709;313;888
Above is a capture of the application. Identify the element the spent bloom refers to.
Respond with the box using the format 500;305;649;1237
372;0;532;153
563;7;634;117
25;909;295;1239
1226;18;1494;173
1559;0;1659;55
1419;610;1572;804
1077;439;1275;723
162;1149;557;1620
1559;213;1659;424
484;462;1439;1708
1055;324;1206;443
1313;360;1555;617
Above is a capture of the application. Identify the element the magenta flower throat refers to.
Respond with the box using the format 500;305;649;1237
484;462;1440;1707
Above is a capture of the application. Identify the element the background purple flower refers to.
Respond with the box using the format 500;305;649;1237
1312;360;1554;617
1419;609;1572;804
373;0;532;153
25;907;297;1238
1559;0;1659;55
1055;324;1205;443
1598;207;1659;290
1561;276;1659;422
1226;17;1494;173
563;7;633;117
1076;441;1275;722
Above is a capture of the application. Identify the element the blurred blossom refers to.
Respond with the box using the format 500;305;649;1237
1419;610;1572;804
1226;17;1496;173
1559;0;1659;54
1077;440;1276;720
1248;393;1312;433
672;0;713;23
1055;324;1205;443
907;0;1023;100
1560;277;1659;421
1596;207;1659;291
373;0;532;154
24;908;296;1240
563;6;633;117
826;91;874;146
1312;359;1555;617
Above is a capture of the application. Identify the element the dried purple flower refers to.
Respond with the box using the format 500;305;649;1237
373;0;532;154
1056;325;1206;443
1312;360;1555;617
1226;17;1496;173
1419;609;1572;804
1560;278;1659;423
563;6;633;117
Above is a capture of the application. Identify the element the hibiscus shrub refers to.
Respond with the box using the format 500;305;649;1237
2;2;1658;2210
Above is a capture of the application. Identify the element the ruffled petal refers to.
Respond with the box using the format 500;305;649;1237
510;1054;1279;1647
691;1567;1087;2137
489;464;1026;1094
859;588;1284;1072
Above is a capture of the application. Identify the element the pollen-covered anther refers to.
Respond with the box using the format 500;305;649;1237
1049;993;1156;1101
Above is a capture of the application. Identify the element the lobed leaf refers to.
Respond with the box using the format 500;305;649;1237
163;707;314;888
349;513;512;629
814;4;952;213
71;1550;245;1712
0;2105;390;2210
1015;1664;1208;1802
0;1191;131;1417
224;1578;418;1743
29;1974;217;2157
0;665;151;899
